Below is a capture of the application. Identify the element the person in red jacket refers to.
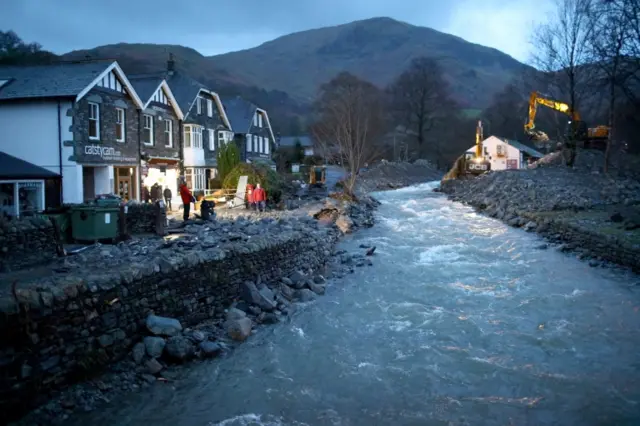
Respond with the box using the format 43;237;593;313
179;179;194;221
253;183;267;212
245;184;254;210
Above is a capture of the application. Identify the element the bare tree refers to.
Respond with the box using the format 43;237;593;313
311;72;386;195
587;0;633;172
387;57;454;161
531;0;595;166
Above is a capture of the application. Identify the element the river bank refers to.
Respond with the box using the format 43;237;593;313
440;149;640;273
8;161;442;426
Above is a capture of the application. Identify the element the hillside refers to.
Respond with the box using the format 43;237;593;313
209;17;530;108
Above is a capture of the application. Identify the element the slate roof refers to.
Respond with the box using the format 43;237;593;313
501;138;544;158
0;60;113;100
221;96;258;133
128;74;163;104
166;72;208;118
278;136;313;147
0;151;60;179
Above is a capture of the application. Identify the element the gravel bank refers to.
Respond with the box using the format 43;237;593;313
441;149;640;272
356;160;443;193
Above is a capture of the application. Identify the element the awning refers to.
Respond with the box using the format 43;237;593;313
0;151;60;179
145;157;180;166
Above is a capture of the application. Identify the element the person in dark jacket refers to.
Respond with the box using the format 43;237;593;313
143;186;150;204
179;180;194;221
163;187;172;211
150;183;161;202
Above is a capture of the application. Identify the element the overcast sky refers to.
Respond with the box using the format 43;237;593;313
0;0;553;63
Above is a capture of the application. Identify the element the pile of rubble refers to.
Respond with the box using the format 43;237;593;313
356;160;442;193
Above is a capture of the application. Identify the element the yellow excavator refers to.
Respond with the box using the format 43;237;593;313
443;120;491;180
524;91;609;150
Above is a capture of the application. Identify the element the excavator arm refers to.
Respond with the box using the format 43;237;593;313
524;91;580;141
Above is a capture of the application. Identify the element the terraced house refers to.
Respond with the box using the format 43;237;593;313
223;96;277;170
162;57;232;195
0;60;145;205
129;73;184;205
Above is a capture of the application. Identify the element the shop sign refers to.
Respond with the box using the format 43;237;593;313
83;144;137;163
18;181;43;188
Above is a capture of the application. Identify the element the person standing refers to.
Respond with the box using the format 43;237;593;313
163;186;172;211
179;180;194;221
253;183;267;213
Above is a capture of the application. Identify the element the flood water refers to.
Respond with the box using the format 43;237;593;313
71;182;640;426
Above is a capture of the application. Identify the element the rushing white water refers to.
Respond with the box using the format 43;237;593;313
71;182;640;426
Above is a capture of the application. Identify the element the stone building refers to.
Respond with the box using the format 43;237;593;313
222;96;277;170
129;74;184;206
0;60;145;204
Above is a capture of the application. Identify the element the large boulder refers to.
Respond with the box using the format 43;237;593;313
335;214;354;234
225;317;253;341
145;315;183;337
165;336;195;361
240;281;276;311
144;336;166;358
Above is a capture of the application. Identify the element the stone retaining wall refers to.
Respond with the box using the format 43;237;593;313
0;231;334;423
0;217;58;272
125;203;164;235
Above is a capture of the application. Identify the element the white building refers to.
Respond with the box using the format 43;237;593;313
466;136;544;171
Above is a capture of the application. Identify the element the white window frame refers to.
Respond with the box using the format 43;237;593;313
184;124;192;148
265;138;270;155
259;136;264;153
186;167;206;191
207;99;213;117
218;131;227;145
194;126;203;149
143;114;153;146
115;107;125;142
184;124;203;149
208;128;215;151
253;134;257;152
164;119;173;147
88;102;100;140
196;97;202;114
246;134;252;152
258;113;263;128
253;114;258;127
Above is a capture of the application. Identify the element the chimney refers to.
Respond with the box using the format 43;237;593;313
167;53;175;76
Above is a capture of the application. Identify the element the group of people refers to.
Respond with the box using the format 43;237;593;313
245;183;267;212
143;183;173;210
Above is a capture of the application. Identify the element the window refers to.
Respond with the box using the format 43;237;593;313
496;144;505;157
258;113;263;128
164;119;173;147
265;138;270;155
196;97;202;115
185;168;206;190
143;114;153;145
88;102;100;140
115;108;125;142
184;125;203;149
218;131;228;146
208;128;215;150
207;99;213;117
253;114;258;127
246;134;252;152
259;136;264;153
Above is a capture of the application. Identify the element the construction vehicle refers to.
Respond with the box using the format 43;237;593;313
465;120;491;175
524;91;610;150
443;120;491;181
309;165;326;187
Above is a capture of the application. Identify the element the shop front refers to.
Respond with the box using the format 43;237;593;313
141;157;180;209
77;143;139;202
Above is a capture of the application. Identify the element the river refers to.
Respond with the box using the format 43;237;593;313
70;182;640;426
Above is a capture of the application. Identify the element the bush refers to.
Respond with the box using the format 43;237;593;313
208;178;222;189
217;142;240;183
222;163;285;203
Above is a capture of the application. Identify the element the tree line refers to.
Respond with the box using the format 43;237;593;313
311;0;640;188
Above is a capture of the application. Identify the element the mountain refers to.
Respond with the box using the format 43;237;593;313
209;17;531;108
59;17;530;132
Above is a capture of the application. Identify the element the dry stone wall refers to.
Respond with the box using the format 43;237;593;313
0;229;335;423
0;217;58;272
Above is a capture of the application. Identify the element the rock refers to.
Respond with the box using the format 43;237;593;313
524;221;537;232
313;275;326;284
239;281;276;311
365;246;376;256
288;271;307;289
190;330;206;343
165;336;195;361
307;281;326;295
294;288;317;302
335;214;354;233
225;317;253;341
199;341;222;358
131;342;146;364
262;313;280;324
143;336;166;358
226;307;247;320
145;315;183;337
145;358;163;375
279;283;295;300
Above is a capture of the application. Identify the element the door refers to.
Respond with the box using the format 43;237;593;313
117;177;131;201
